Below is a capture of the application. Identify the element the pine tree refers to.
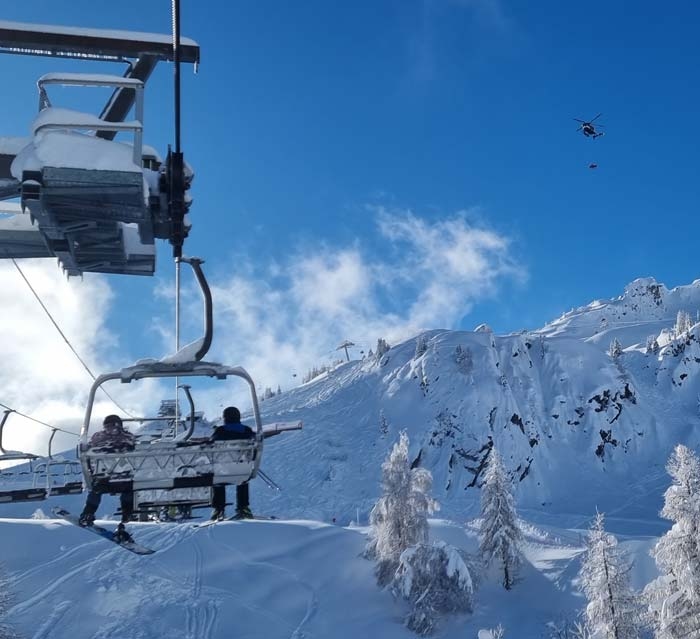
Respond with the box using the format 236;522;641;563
391;542;473;636
479;447;522;590
366;432;439;585
454;345;473;375
674;310;692;337
578;512;642;639
414;334;427;358
376;337;391;359
0;562;16;639
379;409;389;437
646;335;660;355
645;445;700;638
609;338;623;359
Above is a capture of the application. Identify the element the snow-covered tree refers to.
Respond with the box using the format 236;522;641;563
391;542;473;636
379;409;389;437
609;338;623;359
0;563;17;639
646;335;660;355
479;448;523;590
376;338;391;360
454;345;473;375
645;445;700;638
366;432;439;585
414;334;427;358
479;625;505;639
674;310;692;337
578;512;642;639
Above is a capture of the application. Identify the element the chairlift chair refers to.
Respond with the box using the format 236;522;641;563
32;428;83;497
0;409;47;503
79;361;265;499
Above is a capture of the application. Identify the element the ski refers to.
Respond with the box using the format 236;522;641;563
52;507;155;555
193;514;277;528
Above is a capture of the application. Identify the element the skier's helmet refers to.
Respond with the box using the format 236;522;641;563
103;414;123;431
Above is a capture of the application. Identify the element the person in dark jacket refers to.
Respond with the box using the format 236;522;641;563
79;414;136;542
210;406;254;520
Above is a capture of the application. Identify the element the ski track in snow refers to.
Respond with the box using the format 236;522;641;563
185;534;219;639
31;599;72;639
216;532;319;639
8;539;121;617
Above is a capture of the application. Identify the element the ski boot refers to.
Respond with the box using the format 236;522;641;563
113;523;134;544
79;511;95;527
210;509;225;521
233;507;254;520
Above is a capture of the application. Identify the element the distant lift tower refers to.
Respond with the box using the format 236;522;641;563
0;20;200;276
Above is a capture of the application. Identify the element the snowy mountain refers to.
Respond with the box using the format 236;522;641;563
252;277;700;535
4;276;700;638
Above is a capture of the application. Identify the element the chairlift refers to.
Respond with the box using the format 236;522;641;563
0;20;200;276
0;410;46;503
32;429;83;497
78;258;302;514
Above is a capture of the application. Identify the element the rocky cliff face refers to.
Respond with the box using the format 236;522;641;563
255;278;700;532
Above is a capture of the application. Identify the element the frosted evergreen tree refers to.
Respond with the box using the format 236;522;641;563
645;445;700;638
379;409;389;437
454;345;473;375
645;335;660;355
0;563;17;639
376;337;391;359
608;338;623;359
479;447;523;590
578;512;642;639
674;310;692;337
391;542;473;636
366;431;438;585
414;334;427;358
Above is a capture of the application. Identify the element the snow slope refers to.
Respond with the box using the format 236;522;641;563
2;515;653;639
249;277;700;535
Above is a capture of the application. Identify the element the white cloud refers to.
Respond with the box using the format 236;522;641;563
0;260;115;456
172;208;525;410
0;208;525;455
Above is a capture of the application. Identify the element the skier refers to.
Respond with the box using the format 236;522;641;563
79;414;136;542
209;406;254;520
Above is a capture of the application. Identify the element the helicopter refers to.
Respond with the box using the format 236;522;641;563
574;113;605;139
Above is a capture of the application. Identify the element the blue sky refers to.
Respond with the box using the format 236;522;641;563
1;1;699;445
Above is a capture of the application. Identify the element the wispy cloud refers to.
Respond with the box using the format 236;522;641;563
0;261;116;455
0;208;524;454
173;207;525;405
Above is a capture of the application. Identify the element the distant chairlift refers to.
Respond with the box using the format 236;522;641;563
0;409;45;502
0;410;84;503
32;428;83;497
78;258;302;515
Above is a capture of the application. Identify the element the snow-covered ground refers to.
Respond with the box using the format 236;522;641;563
2;514;655;639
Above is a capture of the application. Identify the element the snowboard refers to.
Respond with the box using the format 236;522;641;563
52;507;155;555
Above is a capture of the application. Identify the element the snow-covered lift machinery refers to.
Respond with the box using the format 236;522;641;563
0;18;200;276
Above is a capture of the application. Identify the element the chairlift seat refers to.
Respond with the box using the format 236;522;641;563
81;436;259;494
0;486;47;503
